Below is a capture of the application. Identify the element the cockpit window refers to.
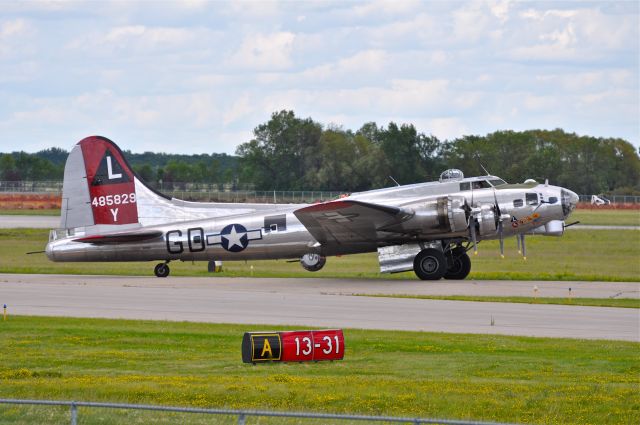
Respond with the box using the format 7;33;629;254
472;180;492;189
489;179;507;187
526;193;538;206
459;182;471;191
513;199;524;208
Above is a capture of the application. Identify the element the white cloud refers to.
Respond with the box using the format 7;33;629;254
300;49;388;81
351;0;422;18
509;6;637;61
227;32;296;70
488;0;511;24
540;23;577;48
0;19;27;37
223;93;253;125
104;25;195;47
0;18;35;58
426;117;468;140
452;3;494;42
0;1;637;153
65;24;211;58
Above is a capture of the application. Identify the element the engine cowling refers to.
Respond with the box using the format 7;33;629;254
398;196;469;234
476;204;497;236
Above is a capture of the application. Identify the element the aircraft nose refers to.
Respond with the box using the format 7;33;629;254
561;189;579;217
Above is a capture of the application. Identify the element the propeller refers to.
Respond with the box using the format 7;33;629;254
464;201;479;256
492;188;510;259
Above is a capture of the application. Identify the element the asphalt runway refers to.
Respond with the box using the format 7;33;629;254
1;274;637;341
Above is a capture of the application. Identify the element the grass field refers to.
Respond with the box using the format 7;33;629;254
0;316;638;424
570;209;639;226
354;294;640;308
0;208;61;216
0;228;638;281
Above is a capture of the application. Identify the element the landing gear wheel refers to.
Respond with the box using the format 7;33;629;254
444;248;471;280
300;253;326;272
413;248;447;280
154;263;170;278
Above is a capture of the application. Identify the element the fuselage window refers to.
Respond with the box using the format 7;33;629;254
548;196;558;204
513;199;524;208
459;182;471;191
526;193;538;206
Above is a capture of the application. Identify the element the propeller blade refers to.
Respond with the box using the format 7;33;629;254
520;234;527;260
470;219;478;255
498;220;504;258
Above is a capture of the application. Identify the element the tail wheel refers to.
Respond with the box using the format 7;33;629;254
444;248;471;280
413;248;447;281
154;263;170;278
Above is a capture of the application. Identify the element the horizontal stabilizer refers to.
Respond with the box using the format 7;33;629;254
73;230;163;245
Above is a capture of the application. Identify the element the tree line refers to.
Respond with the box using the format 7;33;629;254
1;110;639;195
236;111;639;195
0;148;238;187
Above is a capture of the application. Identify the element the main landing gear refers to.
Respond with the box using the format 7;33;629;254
443;247;471;280
413;246;471;281
154;261;170;278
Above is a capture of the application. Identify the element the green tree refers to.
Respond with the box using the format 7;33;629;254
135;164;155;183
236;110;323;190
0;154;19;180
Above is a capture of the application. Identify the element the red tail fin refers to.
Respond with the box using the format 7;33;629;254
78;136;139;225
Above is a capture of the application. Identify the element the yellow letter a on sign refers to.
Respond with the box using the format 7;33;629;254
260;338;273;357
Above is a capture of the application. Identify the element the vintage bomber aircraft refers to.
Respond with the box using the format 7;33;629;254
45;136;579;280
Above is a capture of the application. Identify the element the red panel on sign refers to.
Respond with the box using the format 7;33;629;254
79;136;138;225
279;329;344;362
280;331;314;362
312;329;344;361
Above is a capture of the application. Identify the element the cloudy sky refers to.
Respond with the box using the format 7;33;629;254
1;0;638;154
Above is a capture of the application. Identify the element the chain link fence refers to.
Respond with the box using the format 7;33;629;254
0;399;516;425
0;181;343;203
0;180;638;204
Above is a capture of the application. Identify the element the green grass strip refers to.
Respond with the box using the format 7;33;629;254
0;209;61;216
0;315;638;425
353;294;640;308
2;228;640;282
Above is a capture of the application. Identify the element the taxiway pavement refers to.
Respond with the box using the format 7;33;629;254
1;274;637;341
0;215;60;228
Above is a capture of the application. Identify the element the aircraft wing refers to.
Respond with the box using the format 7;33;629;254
293;200;411;247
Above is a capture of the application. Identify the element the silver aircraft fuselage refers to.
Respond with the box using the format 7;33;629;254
45;136;579;280
46;179;576;262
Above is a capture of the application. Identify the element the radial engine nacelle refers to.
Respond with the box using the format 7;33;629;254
384;196;469;234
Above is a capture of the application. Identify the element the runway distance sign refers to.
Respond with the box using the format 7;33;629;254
242;330;344;363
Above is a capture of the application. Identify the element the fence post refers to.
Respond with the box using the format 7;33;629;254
237;412;246;425
70;402;77;425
